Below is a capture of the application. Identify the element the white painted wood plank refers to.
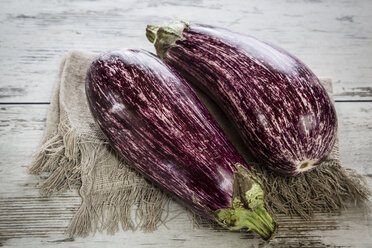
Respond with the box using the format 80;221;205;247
0;0;371;102
0;102;371;247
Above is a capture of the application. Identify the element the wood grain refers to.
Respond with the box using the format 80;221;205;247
0;0;372;102
0;103;371;247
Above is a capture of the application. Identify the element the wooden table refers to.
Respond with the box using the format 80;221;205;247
0;0;371;247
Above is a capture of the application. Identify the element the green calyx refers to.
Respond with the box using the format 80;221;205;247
214;164;277;240
146;20;189;59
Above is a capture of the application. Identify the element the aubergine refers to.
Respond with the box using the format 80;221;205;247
85;49;277;240
146;21;338;176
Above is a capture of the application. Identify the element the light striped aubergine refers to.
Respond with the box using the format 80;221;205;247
146;21;338;176
85;49;277;240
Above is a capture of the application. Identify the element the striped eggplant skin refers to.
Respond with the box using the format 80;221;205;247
85;49;277;240
146;21;338;176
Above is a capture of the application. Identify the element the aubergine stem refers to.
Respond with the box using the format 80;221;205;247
194;163;278;240
146;25;159;43
146;21;189;59
215;164;277;240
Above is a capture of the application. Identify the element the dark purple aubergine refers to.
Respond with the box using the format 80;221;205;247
146;21;338;176
85;49;277;240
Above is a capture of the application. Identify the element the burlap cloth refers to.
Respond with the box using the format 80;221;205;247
28;50;369;237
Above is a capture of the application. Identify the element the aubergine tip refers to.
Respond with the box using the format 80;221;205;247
294;159;317;175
